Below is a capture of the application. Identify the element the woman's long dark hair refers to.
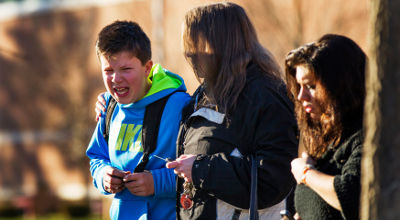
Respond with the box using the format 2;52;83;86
285;34;366;158
183;2;282;114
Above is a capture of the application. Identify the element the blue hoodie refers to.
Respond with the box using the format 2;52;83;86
86;64;191;220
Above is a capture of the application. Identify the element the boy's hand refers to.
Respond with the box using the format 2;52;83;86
95;92;107;121
103;166;130;194
123;171;154;196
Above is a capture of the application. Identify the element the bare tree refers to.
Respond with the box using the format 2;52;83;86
242;0;368;66
361;0;400;219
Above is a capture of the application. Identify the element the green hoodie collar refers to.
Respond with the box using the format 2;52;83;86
143;64;182;98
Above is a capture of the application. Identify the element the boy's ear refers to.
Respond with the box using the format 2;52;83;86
144;60;153;77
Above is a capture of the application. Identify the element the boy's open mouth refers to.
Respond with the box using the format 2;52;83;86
114;87;129;97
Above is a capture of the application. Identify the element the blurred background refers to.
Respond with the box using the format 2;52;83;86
0;0;368;219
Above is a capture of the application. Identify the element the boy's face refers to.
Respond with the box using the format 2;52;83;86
100;51;152;104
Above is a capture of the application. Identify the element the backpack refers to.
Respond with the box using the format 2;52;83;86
103;93;174;173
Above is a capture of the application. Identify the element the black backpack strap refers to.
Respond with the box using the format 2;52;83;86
103;97;118;143
134;92;175;173
249;154;259;220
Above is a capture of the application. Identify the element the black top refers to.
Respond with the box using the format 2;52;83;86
176;63;299;219
294;128;363;220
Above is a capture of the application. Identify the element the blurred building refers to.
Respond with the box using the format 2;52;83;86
0;0;368;218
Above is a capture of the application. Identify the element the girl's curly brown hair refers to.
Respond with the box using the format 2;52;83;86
285;34;366;158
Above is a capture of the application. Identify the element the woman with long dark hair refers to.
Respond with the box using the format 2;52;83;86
166;2;298;219
285;34;366;220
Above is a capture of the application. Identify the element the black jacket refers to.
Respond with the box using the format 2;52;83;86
176;63;299;219
294;128;363;220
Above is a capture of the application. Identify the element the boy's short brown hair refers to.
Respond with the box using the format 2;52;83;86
96;20;151;65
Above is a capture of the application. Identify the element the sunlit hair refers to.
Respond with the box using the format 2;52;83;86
183;2;282;114
96;20;151;65
285;34;366;158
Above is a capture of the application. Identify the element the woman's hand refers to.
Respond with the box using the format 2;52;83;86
291;152;315;184
294;212;302;220
166;154;196;182
103;166;130;194
291;152;342;210
123;171;155;196
95;92;107;121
